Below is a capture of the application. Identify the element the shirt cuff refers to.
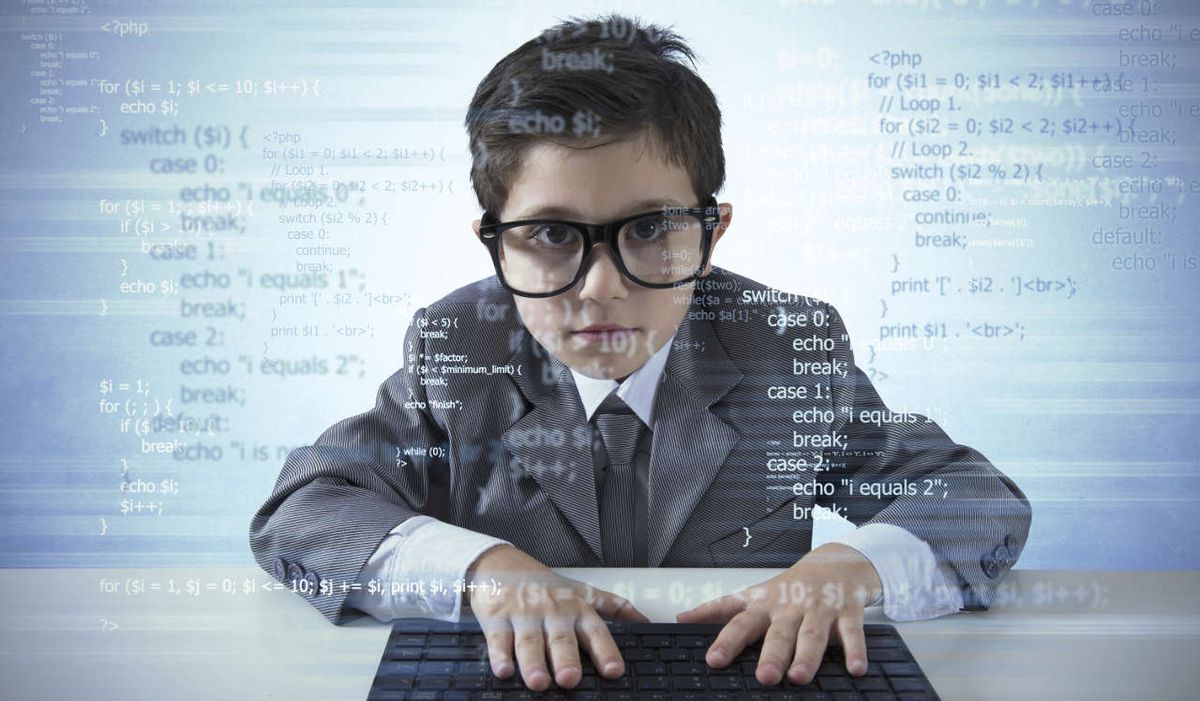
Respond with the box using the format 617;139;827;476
828;523;964;622
350;515;511;622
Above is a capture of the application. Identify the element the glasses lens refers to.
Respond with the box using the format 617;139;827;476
618;213;705;284
498;223;585;294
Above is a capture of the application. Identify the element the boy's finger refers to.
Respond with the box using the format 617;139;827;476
575;610;625;679
589;589;646;622
677;593;744;624
756;616;802;686
788;612;834;685
543;614;583;689
511;618;552;691
706;609;768;668
480;617;515;678
612;597;650;622
835;613;869;676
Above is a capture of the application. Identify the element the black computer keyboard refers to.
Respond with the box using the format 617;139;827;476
367;619;941;700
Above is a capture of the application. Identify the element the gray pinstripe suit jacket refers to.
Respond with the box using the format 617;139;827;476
249;267;1031;625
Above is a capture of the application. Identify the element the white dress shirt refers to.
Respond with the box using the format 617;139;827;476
348;333;963;622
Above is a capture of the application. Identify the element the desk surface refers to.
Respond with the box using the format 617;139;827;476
0;567;1196;700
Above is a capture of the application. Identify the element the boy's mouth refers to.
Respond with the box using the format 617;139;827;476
571;324;637;344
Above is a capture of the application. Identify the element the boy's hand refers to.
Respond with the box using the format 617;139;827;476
464;545;649;691
675;543;883;686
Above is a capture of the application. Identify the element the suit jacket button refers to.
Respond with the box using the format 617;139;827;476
302;571;319;594
982;547;1004;579
287;563;305;582
272;558;288;581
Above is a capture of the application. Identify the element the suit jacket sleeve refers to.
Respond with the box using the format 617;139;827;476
248;306;448;625
817;301;1032;611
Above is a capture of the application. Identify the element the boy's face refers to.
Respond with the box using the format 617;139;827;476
472;133;731;380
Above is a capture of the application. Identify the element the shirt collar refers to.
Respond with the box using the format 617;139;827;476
570;332;675;425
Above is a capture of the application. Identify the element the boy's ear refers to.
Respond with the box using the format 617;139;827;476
701;202;733;277
471;218;482;240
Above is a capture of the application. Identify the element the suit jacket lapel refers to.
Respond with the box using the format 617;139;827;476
647;309;742;566
501;336;604;562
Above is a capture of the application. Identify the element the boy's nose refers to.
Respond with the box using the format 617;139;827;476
576;243;628;301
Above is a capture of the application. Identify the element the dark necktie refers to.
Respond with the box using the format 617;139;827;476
593;394;648;566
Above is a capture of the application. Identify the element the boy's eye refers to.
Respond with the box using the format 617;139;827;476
528;223;578;246
629;217;668;241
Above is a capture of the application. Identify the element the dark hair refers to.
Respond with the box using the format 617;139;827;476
464;13;725;216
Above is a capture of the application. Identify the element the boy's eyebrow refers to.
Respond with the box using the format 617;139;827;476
513;198;689;221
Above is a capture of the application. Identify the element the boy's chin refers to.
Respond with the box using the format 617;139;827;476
560;351;645;381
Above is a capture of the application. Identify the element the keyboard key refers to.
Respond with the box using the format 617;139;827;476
454;677;485;690
708;675;742;690
378;661;420;677
425;647;483;660
657;648;691;661
376;676;414;690
387;647;422;660
635;662;667;675
597;675;632;689
853;676;891;691
417;676;452;689
418;661;456;676
670;661;706;675
392;634;427;647
457;661;488;675
881;662;920;677
832;692;865;701
675;635;708;647
491;676;524;690
392;620;432;633
674;675;707;690
889;678;933;693
818;676;853;691
641;635;673;647
636;675;670;690
428;634;460;646
864;694;898;701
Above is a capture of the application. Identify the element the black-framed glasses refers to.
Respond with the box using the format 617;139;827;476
478;196;720;298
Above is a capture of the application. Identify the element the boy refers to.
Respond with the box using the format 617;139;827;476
249;13;1031;692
